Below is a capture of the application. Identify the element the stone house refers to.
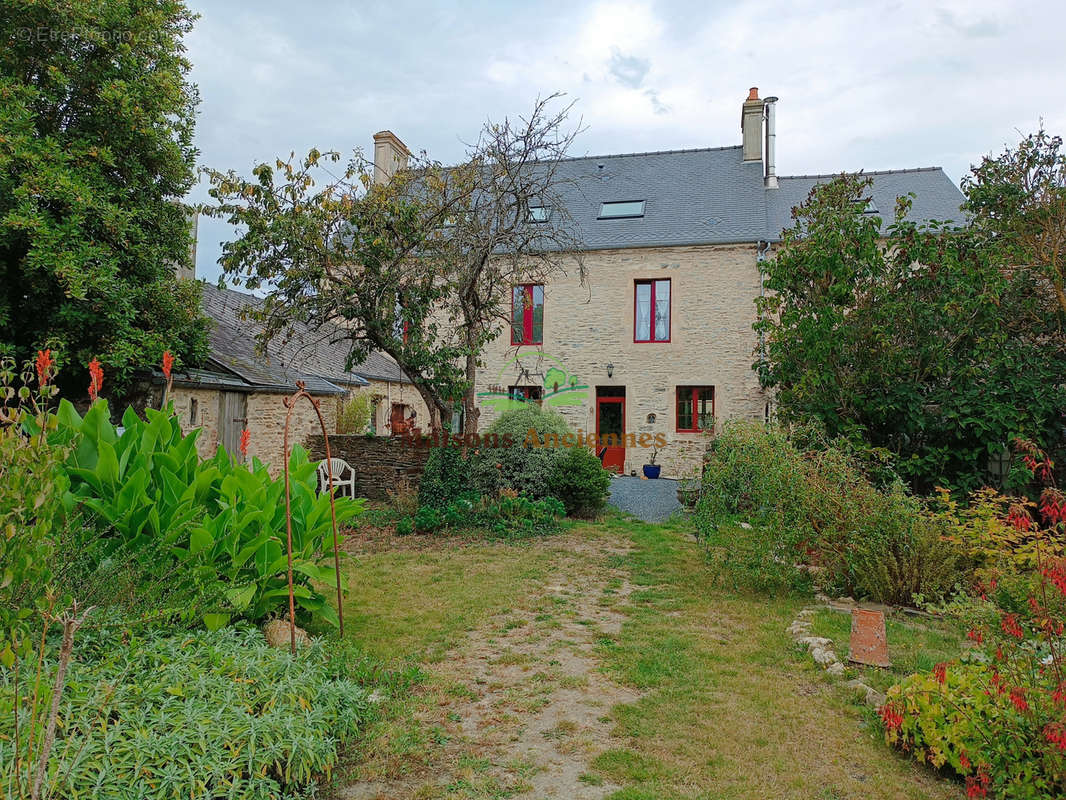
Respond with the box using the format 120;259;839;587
371;88;967;477
156;282;428;468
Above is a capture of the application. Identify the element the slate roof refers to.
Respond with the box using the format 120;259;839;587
198;283;412;393
767;167;967;240
541;146;966;249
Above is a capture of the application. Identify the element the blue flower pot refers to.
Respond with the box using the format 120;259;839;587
642;464;661;479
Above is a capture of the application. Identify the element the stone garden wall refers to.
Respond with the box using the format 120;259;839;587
305;434;430;500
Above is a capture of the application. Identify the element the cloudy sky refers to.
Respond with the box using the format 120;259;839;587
185;0;1066;283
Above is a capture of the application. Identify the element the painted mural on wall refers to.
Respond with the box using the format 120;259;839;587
476;351;589;412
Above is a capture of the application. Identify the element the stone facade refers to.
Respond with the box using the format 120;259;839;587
170;385;339;473
473;243;767;477
170;386;224;460
305;434;430;500
246;391;338;471
357;379;431;436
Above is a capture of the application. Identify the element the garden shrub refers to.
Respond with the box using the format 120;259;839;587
470;405;571;500
419;445;473;509
414;504;444;533
0;626;376;799
879;440;1066;798
337;392;372;434
547;445;611;518
697;420;808;531
850;500;963;605
699;518;814;595
695;421;811;592
408;494;563;538
884;663;1062;799
478;495;565;539
695;420;967;602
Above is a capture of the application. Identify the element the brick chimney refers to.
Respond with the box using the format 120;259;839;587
174;205;197;281
372;130;411;185
741;87;764;163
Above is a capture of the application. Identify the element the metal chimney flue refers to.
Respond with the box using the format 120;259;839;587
764;96;779;189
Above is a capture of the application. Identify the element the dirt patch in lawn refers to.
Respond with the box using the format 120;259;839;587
336;531;640;800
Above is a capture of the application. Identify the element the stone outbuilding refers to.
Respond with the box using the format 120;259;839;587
150;283;427;470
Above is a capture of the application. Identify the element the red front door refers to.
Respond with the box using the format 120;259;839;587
390;403;407;435
596;389;625;474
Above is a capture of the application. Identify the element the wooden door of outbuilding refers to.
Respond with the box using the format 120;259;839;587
219;391;248;462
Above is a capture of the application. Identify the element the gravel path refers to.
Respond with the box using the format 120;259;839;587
607;475;681;522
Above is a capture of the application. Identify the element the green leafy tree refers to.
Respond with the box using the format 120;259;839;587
0;0;209;394
205;149;470;429
964;127;1066;318
756;168;1065;493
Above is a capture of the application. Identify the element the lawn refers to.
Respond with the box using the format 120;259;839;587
330;512;963;799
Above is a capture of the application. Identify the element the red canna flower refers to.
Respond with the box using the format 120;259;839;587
162;350;174;380
88;359;103;402
933;662;947;685
965;777;987;798
35;349;53;387
959;752;971;770
239;428;250;457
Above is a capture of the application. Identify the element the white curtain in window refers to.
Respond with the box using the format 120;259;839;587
654;280;670;340
635;283;651;340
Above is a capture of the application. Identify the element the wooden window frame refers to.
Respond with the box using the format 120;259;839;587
676;385;715;433
511;284;544;346
634;278;671;343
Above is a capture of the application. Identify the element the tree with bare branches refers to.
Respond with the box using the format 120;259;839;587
204;95;585;433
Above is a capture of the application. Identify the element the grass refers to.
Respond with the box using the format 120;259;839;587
328;510;962;799
586;514;962;799
806;607;969;693
340;538;558;662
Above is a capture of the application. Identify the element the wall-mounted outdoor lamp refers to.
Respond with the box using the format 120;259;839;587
646;413;656;424
606;362;614;378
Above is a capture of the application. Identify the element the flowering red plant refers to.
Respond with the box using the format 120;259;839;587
162;350;174;381
35;349;53;387
239;428;250;457
87;359;103;403
881;438;1066;795
933;662;947;685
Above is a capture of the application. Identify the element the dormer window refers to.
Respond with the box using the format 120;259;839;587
527;205;549;223
598;200;645;219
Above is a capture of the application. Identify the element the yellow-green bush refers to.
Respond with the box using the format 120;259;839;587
885;663;1065;798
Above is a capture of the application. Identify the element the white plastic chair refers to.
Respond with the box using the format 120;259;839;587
317;458;356;498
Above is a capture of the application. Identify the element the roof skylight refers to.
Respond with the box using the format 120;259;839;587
527;206;549;223
598;200;645;219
